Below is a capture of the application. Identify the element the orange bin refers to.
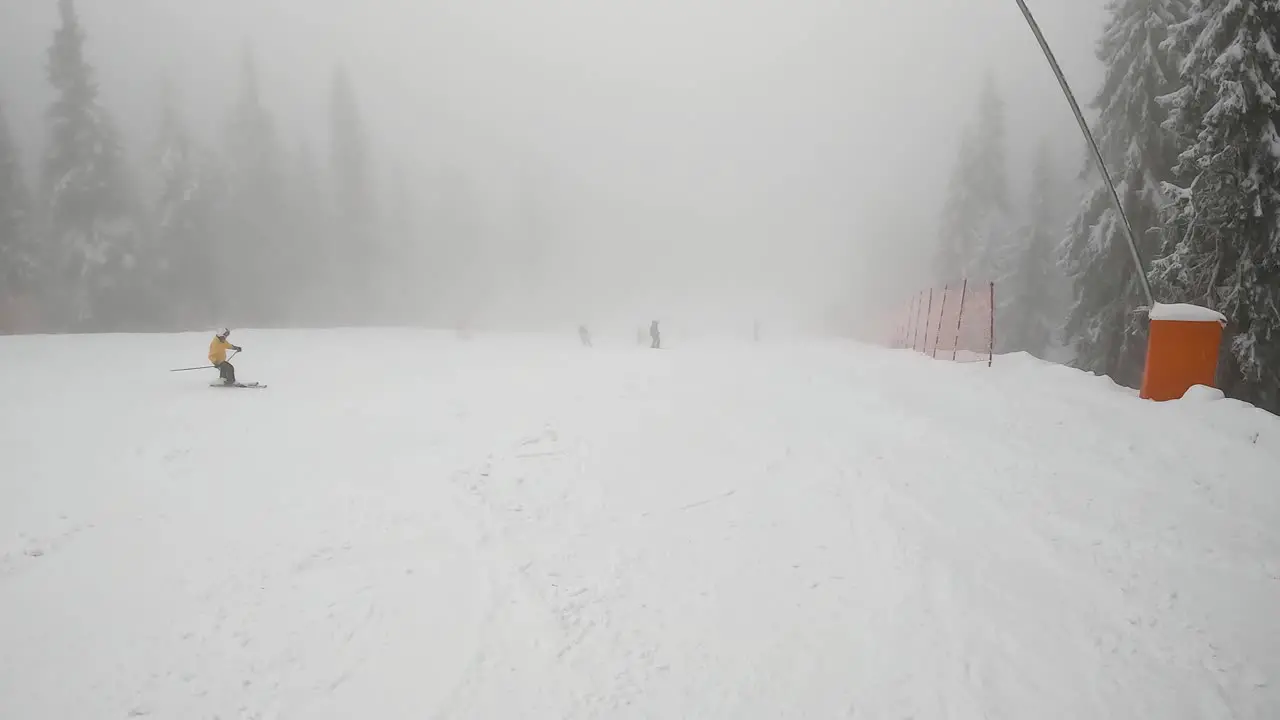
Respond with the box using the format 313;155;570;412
1139;304;1225;401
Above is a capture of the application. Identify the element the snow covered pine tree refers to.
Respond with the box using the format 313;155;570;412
0;96;35;331
221;47;289;326
1002;140;1066;359
936;74;1015;290
152;82;225;329
1061;0;1190;388
1156;0;1280;412
42;0;148;330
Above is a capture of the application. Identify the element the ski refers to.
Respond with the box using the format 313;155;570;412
209;381;266;389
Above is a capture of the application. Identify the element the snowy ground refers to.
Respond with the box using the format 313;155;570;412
2;329;1278;719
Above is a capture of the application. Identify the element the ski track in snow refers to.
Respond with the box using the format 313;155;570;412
1;330;1278;719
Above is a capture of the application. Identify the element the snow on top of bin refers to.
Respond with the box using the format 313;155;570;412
1149;303;1227;324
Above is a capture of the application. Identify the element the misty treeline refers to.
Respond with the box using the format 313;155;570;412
0;0;421;334
936;0;1280;413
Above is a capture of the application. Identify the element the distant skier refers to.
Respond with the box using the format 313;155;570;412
650;320;661;349
208;328;243;386
578;324;592;347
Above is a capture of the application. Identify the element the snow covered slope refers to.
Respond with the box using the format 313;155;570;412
2;329;1278;719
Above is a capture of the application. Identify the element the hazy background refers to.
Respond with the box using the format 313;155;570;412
0;0;1107;334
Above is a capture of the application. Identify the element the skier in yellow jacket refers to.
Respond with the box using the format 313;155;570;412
208;328;243;385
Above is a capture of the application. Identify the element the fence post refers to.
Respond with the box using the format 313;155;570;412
906;293;916;345
911;290;925;351
906;294;916;348
932;284;948;359
908;298;916;349
952;278;968;361
922;288;933;355
988;281;995;367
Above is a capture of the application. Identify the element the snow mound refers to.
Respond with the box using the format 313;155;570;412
1181;384;1226;402
1;330;1278;719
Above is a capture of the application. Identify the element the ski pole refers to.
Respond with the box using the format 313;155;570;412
169;349;238;372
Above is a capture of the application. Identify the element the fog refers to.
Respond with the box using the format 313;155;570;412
0;0;1107;335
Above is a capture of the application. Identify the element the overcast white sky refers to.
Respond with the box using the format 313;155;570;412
0;0;1107;332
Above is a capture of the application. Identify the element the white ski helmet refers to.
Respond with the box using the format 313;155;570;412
217;327;231;339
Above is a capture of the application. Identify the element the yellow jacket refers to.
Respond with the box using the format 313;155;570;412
208;336;238;365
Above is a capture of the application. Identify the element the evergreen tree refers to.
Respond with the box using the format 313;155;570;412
936;75;1014;285
1061;0;1190;388
382;164;419;323
935;126;979;285
0;96;36;331
427;168;483;327
283;142;331;325
969;75;1014;280
328;66;377;320
41;0;148;330
1156;0;1280;412
152;82;222;328
221;46;287;325
1002;140;1064;358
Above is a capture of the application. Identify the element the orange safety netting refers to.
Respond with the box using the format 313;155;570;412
891;281;994;364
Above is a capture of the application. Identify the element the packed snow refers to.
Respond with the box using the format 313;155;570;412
2;329;1278;719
